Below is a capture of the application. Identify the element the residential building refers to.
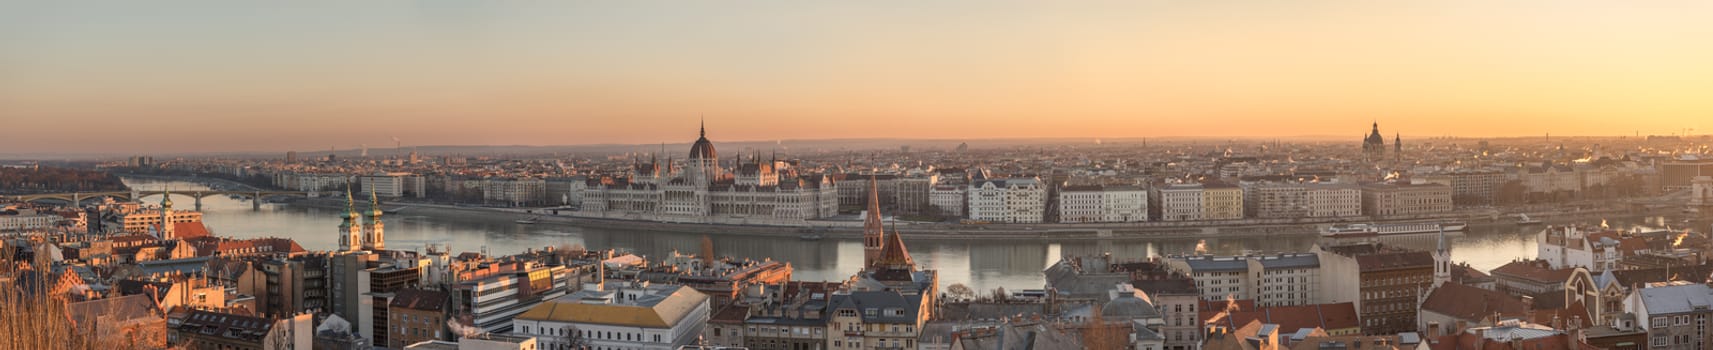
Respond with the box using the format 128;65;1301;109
1313;242;1432;335
389;288;449;349
1163;253;1319;307
1360;183;1452;217
928;184;966;218
966;177;1045;223
1539;226;1646;273
1242;181;1362;219
1155;183;1203;221
1056;185;1148;223
1625;282;1713;350
1200;182;1244;220
1132;277;1201;350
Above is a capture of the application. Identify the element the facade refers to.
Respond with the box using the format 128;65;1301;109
1313;242;1433;335
1199;183;1243;220
1057;185;1104;223
117;209;204;234
1627;282;1713;349
1423;170;1506;206
273;172;353;192
454;263;575;334
545;177;590;206
966;178;1045;223
513;281;712;350
0;212;62;232
388;288;449;349
581;123;839;223
361;173;427;198
1242;181;1362;219
1132;277;1201;350
483;178;549;207
1661;156;1713;191
1056;185;1147;223
927;185;966;217
1164;253;1320;307
1539;226;1642;273
1360;183;1453;217
1155;183;1203;221
894;174;938;215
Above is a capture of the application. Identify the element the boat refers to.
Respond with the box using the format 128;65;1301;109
1321;222;1467;238
1516;213;1542;225
515;216;540;224
799;233;824;241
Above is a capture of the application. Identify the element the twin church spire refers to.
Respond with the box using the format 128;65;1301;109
338;184;386;251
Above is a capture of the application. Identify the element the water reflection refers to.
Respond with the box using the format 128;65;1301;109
120;178;1680;292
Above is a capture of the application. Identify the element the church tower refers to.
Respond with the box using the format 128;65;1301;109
1394;133;1402;163
362;188;385;250
1433;225;1451;288
158;188;176;239
862;175;886;267
338;187;363;251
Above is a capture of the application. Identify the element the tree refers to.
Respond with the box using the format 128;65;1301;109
945;283;975;301
559;325;589;349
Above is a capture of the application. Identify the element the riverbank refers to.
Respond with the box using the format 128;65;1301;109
286;198;1676;241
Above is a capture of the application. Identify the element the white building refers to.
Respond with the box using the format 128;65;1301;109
928;184;966;217
274;172;354;192
1156;183;1204;221
1164;253;1321;307
513;281;711;350
361;172;427;198
1242;181;1362;218
483;178;548;207
967;177;1045;223
1057;185;1147;223
0;212;62;232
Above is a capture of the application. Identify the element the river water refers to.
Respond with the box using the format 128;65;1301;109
124;178;1689;292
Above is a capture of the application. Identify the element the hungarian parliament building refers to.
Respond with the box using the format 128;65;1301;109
577;123;840;224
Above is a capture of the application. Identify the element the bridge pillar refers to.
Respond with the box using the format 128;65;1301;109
195;194;203;211
72;193;81;208
253;191;262;211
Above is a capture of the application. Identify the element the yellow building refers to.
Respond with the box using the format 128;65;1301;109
1200;183;1245;220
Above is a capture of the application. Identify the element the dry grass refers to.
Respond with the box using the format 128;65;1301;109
0;269;100;350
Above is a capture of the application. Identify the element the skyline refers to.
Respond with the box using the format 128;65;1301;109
6;1;1713;154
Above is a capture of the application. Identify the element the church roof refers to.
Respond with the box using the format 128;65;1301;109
874;227;914;269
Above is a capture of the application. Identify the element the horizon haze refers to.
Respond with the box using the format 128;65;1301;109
5;1;1713;155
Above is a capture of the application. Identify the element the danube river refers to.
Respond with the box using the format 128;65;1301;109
125;178;1682;292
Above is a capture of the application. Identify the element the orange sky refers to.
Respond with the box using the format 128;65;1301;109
3;1;1713;154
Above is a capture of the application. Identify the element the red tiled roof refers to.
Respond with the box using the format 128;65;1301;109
1491;260;1575;284
1420;283;1530;321
1199;302;1357;332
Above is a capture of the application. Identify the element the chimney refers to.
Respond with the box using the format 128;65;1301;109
1427;322;1442;338
1522;295;1534;311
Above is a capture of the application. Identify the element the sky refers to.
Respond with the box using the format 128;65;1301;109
4;1;1713;154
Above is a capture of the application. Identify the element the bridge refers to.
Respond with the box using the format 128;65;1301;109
9;190;320;210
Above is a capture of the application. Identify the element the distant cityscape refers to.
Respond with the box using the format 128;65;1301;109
3;121;1713;350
